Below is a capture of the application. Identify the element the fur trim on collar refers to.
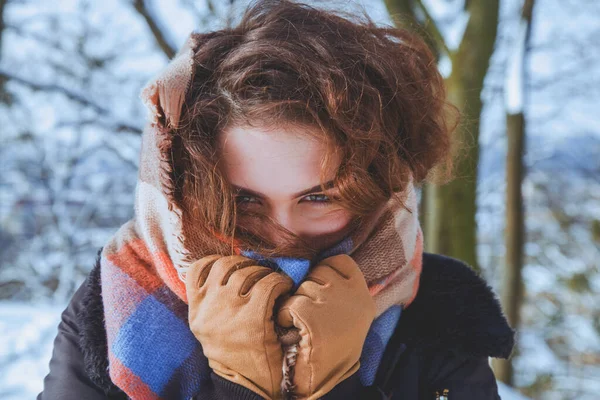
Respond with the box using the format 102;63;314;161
396;252;515;359
77;248;125;397
77;249;515;395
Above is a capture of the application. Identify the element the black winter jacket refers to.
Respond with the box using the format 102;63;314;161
37;250;515;400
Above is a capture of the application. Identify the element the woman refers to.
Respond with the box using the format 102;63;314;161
38;0;515;399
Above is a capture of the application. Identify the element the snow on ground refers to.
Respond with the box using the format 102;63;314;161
498;381;532;400
0;301;66;399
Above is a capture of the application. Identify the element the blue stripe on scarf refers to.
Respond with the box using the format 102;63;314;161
114;295;203;394
160;345;211;399
241;250;311;288
359;305;402;386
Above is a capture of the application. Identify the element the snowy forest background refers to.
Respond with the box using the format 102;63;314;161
1;0;598;399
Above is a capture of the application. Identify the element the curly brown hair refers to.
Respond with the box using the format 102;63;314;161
171;0;458;257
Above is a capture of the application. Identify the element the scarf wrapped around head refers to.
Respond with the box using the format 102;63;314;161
99;33;424;399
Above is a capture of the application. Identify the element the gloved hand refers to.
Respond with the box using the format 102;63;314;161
185;255;294;400
277;254;376;400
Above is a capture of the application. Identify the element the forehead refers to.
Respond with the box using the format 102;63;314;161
217;124;340;198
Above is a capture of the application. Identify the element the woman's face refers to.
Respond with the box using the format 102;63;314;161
218;123;354;252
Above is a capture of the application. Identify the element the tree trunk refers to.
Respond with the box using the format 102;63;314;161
383;2;498;270
492;0;535;385
424;1;499;272
492;112;525;385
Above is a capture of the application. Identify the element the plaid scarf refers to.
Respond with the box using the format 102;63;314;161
99;33;424;400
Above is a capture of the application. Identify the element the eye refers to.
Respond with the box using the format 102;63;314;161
300;194;331;204
235;195;261;205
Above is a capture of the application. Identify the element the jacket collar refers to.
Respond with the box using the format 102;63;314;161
395;252;515;359
78;249;515;395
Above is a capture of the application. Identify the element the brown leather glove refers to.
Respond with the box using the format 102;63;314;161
276;254;376;400
185;255;294;400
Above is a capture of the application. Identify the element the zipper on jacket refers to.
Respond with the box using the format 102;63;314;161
434;388;449;399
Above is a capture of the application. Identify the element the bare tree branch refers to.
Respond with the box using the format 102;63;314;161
206;0;217;15
413;0;451;57
0;0;10;102
384;0;450;59
4;23;65;53
0;69;142;133
0;0;7;52
133;0;177;58
56;119;142;135
0;69;108;112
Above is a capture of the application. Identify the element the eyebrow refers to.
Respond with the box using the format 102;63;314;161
232;180;335;199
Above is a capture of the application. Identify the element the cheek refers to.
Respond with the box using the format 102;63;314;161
297;207;352;234
296;208;354;250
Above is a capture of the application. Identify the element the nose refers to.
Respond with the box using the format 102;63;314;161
268;207;296;243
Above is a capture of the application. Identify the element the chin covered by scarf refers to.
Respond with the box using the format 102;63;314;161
99;34;424;400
